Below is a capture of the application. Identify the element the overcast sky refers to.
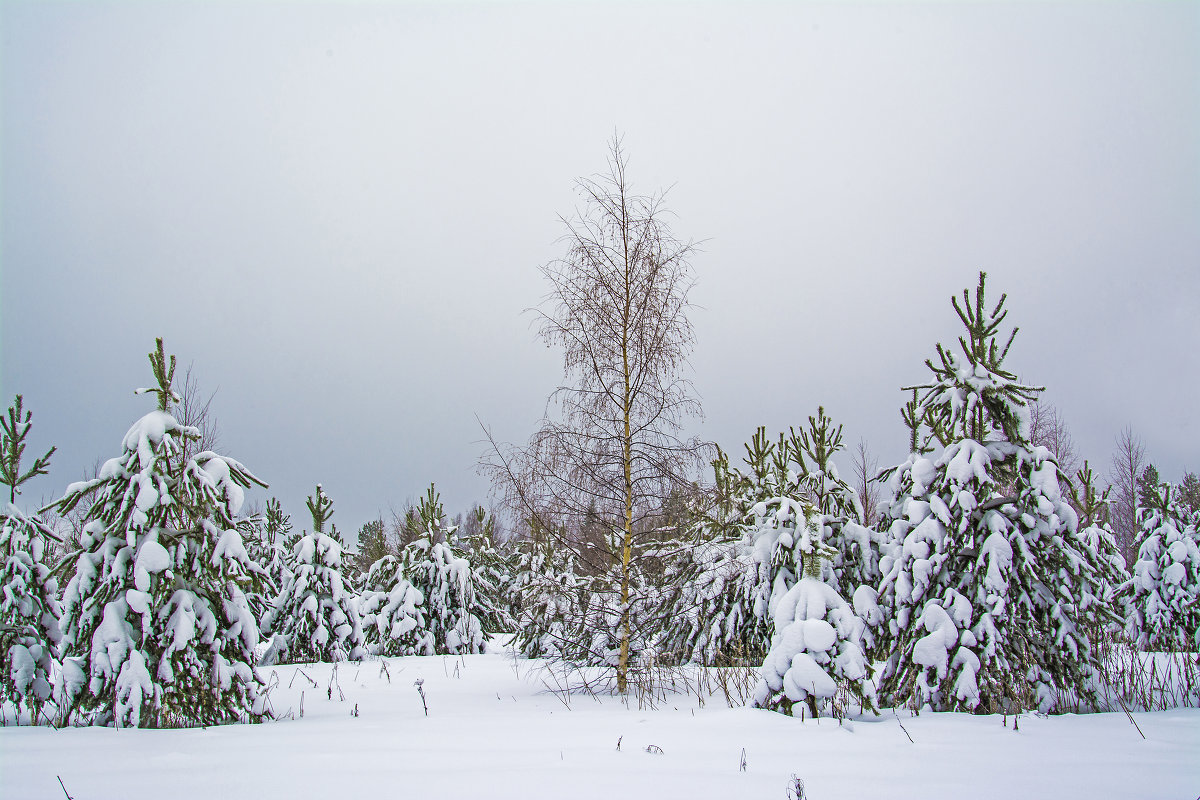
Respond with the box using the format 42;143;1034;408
2;1;1197;536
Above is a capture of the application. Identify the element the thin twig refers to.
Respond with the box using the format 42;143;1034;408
1115;694;1147;740
892;707;915;744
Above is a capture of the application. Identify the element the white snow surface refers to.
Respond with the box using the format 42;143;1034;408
2;651;1195;799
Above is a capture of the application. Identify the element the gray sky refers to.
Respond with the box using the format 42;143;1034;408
3;1;1197;536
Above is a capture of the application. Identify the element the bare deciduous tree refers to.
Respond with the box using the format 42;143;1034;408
850;438;881;528
484;136;709;693
1108;425;1146;561
175;364;221;465
1027;402;1079;480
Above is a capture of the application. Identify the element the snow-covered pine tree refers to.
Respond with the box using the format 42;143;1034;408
750;495;874;717
1;395;63;723
1;395;56;507
875;273;1105;713
656;534;765;667
659;537;762;666
358;554;432;657
399;485;492;655
0;507;63;723
508;536;584;659
1120;480;1200;652
457;505;514;633
242;497;293;649
353;517;391;582
1137;465;1162;509
792;408;882;605
1178;472;1200;520
661;417;877;672
658;438;780;666
1007;443;1110;709
1068;462;1127;637
503;512;626;670
505;506;617;662
247;497;292;595
660;425;874;711
261;484;364;664
527;551;661;675
255;498;293;592
51;339;268;727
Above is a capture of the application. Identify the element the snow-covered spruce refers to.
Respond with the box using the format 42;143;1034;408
0;506;63;721
358;555;432;657
1120;481;1200;653
261;485;364;664
51;339;268;727
749;497;874;717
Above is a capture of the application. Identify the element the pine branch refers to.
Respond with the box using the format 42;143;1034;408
0;395;56;504
134;337;181;411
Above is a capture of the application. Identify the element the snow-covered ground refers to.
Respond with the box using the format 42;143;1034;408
2;652;1197;799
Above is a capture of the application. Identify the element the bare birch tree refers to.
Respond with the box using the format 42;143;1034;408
485;136;708;693
850;438;881;528
1108;426;1146;561
1027;401;1079;480
175;364;221;465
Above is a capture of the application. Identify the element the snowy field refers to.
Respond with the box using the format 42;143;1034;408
2;652;1197;800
